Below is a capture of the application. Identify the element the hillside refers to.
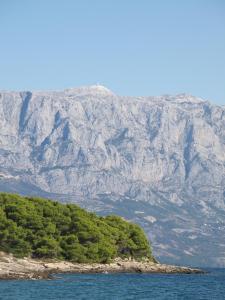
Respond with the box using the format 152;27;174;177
0;85;225;266
0;193;153;263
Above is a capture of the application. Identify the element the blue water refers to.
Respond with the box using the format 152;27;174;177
0;269;224;300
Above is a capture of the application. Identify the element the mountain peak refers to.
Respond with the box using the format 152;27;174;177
64;84;114;96
174;93;205;103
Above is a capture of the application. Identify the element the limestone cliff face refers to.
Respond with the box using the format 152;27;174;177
0;85;225;266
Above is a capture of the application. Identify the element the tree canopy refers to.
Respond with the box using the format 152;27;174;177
0;193;153;263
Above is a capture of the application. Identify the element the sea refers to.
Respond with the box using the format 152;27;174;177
0;269;224;300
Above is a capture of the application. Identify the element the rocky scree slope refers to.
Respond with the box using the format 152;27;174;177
0;85;225;266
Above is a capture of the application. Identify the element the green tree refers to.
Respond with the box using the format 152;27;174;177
0;192;154;262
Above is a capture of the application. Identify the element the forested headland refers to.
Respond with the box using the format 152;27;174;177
0;193;153;263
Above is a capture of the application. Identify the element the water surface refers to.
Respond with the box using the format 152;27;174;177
0;269;224;300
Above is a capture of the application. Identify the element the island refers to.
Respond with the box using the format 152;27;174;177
0;193;203;279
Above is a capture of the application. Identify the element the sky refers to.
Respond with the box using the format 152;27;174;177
0;0;225;105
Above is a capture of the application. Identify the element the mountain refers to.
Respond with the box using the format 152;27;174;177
0;85;224;267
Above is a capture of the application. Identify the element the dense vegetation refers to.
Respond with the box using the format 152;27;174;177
0;193;153;263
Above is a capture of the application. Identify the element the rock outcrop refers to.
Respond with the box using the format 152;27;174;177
0;85;224;266
0;252;203;280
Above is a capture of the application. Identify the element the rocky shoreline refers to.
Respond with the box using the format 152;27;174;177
0;252;204;280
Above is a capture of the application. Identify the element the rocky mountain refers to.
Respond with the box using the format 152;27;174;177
0;85;224;267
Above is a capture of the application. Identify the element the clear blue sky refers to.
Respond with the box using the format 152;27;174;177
0;0;225;104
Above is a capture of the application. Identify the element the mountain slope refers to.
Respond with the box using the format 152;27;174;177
0;85;224;266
